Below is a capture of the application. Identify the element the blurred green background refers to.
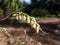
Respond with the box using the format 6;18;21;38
0;0;60;19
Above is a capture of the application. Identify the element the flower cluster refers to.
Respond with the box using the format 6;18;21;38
12;12;42;33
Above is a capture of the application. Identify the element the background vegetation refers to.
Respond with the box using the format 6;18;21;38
0;0;60;18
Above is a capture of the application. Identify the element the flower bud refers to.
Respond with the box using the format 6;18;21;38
26;15;30;23
35;23;40;33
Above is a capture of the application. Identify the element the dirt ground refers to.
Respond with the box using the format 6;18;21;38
0;23;60;45
0;18;60;45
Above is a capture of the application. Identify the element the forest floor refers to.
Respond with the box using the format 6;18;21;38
0;18;60;45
